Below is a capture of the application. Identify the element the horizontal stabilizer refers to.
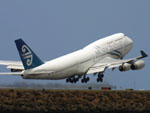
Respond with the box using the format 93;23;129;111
140;50;148;57
0;72;23;75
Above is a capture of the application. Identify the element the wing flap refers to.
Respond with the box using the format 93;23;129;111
86;65;106;74
108;63;122;69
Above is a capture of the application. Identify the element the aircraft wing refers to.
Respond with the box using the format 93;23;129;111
0;60;24;70
87;51;148;74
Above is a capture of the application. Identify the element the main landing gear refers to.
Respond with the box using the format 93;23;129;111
81;75;90;83
96;72;104;82
66;72;104;84
66;75;80;83
66;74;90;84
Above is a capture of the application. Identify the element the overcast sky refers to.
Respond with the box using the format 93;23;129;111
0;0;150;90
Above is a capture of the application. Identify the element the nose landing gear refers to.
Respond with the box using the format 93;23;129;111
96;72;104;82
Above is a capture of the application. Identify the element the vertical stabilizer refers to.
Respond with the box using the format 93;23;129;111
15;39;44;70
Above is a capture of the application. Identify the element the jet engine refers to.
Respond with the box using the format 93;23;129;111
131;60;145;70
119;63;131;71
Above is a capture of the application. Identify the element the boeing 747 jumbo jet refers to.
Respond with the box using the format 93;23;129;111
0;33;148;83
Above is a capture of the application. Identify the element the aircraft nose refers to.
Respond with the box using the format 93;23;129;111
125;36;133;50
125;36;133;44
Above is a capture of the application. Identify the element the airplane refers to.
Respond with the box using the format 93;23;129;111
0;33;148;83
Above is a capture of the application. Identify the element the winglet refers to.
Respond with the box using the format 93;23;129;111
15;39;44;70
140;50;148;57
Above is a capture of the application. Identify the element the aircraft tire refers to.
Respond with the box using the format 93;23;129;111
81;79;84;83
87;77;89;81
70;79;73;83
66;79;69;83
97;78;100;82
98;73;101;78
76;78;79;81
98;73;104;78
85;80;87;83
100;78;103;82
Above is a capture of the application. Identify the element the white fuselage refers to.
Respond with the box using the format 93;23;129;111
23;33;133;80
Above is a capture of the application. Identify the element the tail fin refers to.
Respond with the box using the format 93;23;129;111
15;39;44;70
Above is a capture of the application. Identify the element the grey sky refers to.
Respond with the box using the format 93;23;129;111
0;0;150;89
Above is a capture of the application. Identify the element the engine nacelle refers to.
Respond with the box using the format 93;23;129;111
131;60;145;70
119;63;131;71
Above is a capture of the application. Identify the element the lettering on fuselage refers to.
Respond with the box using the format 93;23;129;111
21;45;33;66
94;38;123;56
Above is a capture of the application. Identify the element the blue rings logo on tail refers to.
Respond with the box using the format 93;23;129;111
15;39;44;70
21;45;33;66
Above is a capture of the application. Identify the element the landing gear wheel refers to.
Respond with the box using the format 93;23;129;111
68;79;73;83
97;78;100;82
85;80;87;83
81;79;84;83
74;80;76;83
66;79;69;83
76;78;79;81
87;77;90;81
97;72;104;82
97;78;103;82
100;78;103;82
98;73;104;78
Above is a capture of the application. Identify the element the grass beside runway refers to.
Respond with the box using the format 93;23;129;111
0;89;150;113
